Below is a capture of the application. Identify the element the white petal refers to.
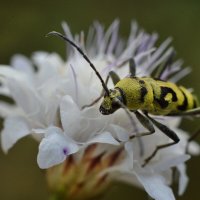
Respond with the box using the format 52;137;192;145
146;38;172;72
110;124;129;142
37;127;79;169
187;140;200;155
11;54;34;76
0;102;20;118
164;116;181;127
0;66;30;86
151;154;191;172
32;52;64;82
124;142;134;168
0;85;10;96
110;172;141;188
1;116;30;153
62;21;74;41
32;128;46;134
60;95;81;134
0;65;22;77
177;164;188;196
86;132;119;145
169;67;191;83
6;78;43;121
135;172;175;200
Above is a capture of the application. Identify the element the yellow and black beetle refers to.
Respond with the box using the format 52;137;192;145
48;31;200;166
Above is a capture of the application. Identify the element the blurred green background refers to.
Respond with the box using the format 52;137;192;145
1;0;200;199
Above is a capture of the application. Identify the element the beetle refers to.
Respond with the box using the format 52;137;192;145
47;31;200;166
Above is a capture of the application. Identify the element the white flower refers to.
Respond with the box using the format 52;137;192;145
0;20;199;200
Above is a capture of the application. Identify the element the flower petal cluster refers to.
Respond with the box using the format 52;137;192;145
0;20;199;200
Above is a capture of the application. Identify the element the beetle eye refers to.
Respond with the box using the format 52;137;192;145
112;99;120;110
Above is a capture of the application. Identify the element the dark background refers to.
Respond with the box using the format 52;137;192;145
0;0;200;199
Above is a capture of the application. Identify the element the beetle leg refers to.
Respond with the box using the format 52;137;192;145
130;110;156;157
129;58;136;77
81;94;104;109
142;113;180;167
168;107;200;117
114;101;144;156
81;75;110;109
109;71;120;85
132;111;155;138
82;69;123;109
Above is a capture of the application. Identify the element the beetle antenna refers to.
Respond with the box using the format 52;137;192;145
46;31;110;95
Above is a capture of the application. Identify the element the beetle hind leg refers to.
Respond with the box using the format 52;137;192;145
142;113;180;167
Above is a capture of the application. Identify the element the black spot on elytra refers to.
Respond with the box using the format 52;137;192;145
138;79;148;102
139;80;145;84
193;98;198;109
140;87;148;102
155;86;178;108
177;89;188;111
